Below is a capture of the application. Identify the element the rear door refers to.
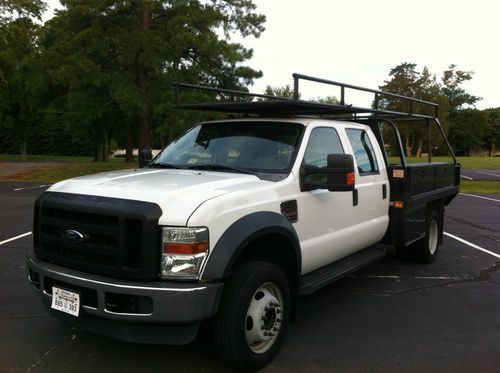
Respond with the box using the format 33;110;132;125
343;125;389;244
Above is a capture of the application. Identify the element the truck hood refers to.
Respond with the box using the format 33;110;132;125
48;168;268;225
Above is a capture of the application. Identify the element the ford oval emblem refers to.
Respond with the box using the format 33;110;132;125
61;229;85;244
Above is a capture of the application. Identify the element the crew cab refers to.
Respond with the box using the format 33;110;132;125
27;74;460;371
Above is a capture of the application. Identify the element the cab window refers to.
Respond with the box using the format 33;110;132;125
345;129;379;175
303;127;344;168
302;127;344;186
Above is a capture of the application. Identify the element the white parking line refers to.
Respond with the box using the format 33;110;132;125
476;171;500;178
413;276;472;280
0;231;32;246
348;275;472;280
13;184;50;191
444;232;500;259
460;175;473;180
459;193;500;203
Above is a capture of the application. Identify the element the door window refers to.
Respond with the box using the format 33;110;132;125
346;129;379;175
303;127;344;168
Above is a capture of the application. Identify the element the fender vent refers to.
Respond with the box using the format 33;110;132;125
280;200;298;223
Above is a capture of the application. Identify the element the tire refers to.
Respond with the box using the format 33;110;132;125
411;209;440;263
213;261;291;372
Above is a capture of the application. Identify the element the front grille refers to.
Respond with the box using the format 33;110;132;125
41;241;116;266
42;206;119;227
126;219;143;268
33;192;162;280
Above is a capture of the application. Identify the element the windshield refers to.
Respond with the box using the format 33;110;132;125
151;121;303;177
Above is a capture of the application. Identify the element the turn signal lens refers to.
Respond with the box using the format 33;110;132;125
346;172;355;186
163;241;207;255
393;201;404;209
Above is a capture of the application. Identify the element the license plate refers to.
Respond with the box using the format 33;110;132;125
51;286;80;317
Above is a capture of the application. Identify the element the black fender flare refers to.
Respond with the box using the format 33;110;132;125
202;211;301;281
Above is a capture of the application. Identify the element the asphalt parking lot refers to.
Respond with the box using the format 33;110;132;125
460;168;500;181
1;181;499;372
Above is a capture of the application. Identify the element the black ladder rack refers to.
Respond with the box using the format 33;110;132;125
173;73;457;164
174;73;439;120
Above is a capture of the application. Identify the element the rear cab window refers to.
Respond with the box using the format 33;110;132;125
345;128;379;175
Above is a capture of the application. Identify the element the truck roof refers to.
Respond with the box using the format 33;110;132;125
200;117;369;130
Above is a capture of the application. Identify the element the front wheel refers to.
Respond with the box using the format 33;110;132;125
213;261;291;371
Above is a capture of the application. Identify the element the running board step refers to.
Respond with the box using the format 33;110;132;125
299;245;387;295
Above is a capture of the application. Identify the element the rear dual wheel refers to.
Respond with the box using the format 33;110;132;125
395;209;440;263
412;209;440;263
213;261;290;371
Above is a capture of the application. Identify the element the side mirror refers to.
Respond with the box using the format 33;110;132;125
300;153;355;192
139;149;153;168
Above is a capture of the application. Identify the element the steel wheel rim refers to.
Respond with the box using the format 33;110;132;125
428;219;438;255
245;282;284;354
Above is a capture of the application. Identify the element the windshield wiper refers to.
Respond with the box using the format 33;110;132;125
188;164;258;176
148;162;181;169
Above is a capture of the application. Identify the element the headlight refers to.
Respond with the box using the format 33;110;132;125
160;227;208;280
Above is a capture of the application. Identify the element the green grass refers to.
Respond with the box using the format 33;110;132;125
387;156;499;169
460;180;500;194
0;154;135;163
0;161;137;183
454;156;500;169
0;154;93;162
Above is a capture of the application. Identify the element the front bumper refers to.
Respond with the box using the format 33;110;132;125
26;255;223;344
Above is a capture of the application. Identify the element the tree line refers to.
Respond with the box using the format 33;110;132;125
379;63;499;157
0;1;498;160
0;0;265;161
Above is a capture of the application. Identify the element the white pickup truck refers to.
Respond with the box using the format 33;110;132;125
27;74;460;371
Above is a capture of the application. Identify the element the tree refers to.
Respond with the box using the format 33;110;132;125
379;63;445;157
41;0;265;161
263;84;295;99
0;0;47;159
442;65;483;155
317;96;339;104
441;64;480;114
447;109;488;156
483;109;500;156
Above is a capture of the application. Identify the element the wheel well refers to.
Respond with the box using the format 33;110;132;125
231;233;299;294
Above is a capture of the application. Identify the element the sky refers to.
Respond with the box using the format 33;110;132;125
44;0;500;109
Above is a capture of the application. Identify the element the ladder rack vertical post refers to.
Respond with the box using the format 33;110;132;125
434;118;457;164
293;74;299;101
340;87;345;106
381;119;407;169
427;118;432;163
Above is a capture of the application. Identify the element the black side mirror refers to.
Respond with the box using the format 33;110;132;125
139;149;153;168
326;154;355;191
300;153;355;192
